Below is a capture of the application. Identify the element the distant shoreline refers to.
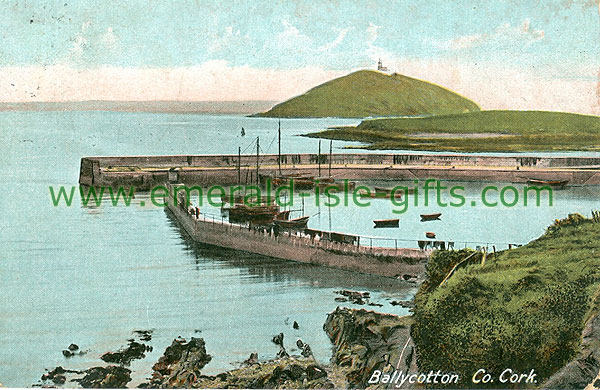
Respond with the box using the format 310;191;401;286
0;100;277;115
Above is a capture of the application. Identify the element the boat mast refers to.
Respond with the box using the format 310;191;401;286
329;140;332;178
237;146;241;185
256;136;260;186
278;119;282;175
318;140;321;177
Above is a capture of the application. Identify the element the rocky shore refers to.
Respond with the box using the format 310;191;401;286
324;307;417;389
37;306;414;389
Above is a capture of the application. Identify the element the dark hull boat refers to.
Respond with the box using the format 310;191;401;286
358;189;403;199
526;178;568;188
225;204;279;223
274;216;310;230
420;213;442;221
373;219;399;228
375;186;415;194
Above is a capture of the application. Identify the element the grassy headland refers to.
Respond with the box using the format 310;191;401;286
411;213;600;387
253;70;480;118
307;110;600;152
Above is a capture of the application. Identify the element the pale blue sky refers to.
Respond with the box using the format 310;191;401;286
0;0;599;111
2;0;597;70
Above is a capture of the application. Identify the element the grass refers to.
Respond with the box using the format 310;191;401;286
307;110;600;152
411;213;600;388
253;70;480;118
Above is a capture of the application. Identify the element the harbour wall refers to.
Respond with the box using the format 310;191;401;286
79;153;600;189
166;191;428;278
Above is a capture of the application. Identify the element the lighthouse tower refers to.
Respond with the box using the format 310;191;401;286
377;58;389;72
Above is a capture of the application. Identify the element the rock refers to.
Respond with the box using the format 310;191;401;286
296;339;312;358
334;290;371;305
276;346;289;359
62;349;74;358
390;300;414;308
53;375;66;385
543;313;600;389
143;337;212;388
101;341;147;365
281;363;305;380
134;329;153;342
68;343;79;352
324;307;416;389
75;366;131;388
306;365;327;380
42;366;66;381
243;352;258;365
301;344;312;358
271;332;284;348
293;321;299;330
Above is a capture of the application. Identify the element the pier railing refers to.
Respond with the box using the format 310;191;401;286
189;211;523;255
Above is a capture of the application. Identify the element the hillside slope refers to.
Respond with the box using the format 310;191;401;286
307;110;600;152
254;70;480;118
412;214;600;388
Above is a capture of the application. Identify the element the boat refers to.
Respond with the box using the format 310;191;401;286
225;204;280;222
420;213;442;221
373;219;399;228
425;232;436;239
221;194;274;205
375;186;415;194
358;189;403;199
272;175;315;190
274;216;310;230
526;178;568;188
275;210;291;220
317;180;356;191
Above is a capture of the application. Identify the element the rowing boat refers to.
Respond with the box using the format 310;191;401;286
373;219;399;228
420;213;442;221
526;178;568;187
274;216;310;230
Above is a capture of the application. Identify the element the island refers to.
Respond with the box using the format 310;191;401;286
252;70;480;118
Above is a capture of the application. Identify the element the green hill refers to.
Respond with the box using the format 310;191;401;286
413;214;600;387
307;110;600;152
253;70;480;118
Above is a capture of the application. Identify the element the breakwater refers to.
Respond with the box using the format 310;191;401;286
79;153;600;189
165;184;427;278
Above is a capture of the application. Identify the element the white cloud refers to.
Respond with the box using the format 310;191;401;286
365;22;395;65
318;27;351;52
0;63;346;103
207;25;246;54
100;27;118;50
387;58;599;115
0;58;598;115
366;22;380;44
431;19;544;51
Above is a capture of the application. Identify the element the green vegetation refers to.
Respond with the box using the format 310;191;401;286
307;110;600;152
412;214;600;388
253;70;480;118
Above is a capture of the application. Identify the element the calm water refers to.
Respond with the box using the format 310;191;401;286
1;111;600;387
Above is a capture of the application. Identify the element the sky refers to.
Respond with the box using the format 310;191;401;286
1;0;599;113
